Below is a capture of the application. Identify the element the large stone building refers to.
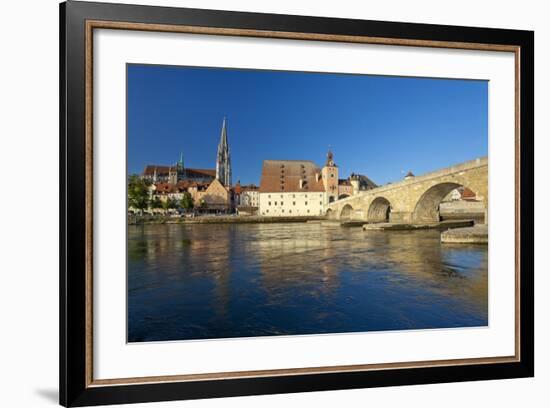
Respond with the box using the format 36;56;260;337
258;151;377;217
142;157;216;185
259;160;326;216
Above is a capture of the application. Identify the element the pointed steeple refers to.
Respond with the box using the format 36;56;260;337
178;152;184;169
221;116;228;146
177;151;185;180
216;117;232;186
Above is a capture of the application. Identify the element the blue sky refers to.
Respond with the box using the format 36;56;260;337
127;64;487;185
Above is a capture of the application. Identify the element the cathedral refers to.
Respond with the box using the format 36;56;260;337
141;118;232;186
216;117;232;186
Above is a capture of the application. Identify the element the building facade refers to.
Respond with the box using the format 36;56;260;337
196;178;232;212
240;186;259;207
259;159;327;217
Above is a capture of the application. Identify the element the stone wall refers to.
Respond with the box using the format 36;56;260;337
326;157;488;224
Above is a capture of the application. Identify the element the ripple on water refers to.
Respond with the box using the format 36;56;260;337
127;223;488;342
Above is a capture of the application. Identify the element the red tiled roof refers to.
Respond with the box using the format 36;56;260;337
176;180;191;190
155;183;175;193
186;168;216;178
461;187;476;199
259;160;325;193
143;165;215;178
143;165;171;176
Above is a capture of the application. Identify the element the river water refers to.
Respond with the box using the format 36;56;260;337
127;222;488;342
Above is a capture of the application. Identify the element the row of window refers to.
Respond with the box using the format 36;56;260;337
267;201;323;206
266;194;323;199
263;209;323;214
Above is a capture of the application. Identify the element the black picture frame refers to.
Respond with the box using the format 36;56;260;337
60;1;534;406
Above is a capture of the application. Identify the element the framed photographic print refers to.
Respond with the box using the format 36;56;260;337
59;1;534;406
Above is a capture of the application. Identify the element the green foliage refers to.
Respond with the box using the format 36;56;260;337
180;192;194;210
128;175;150;212
151;196;163;210
162;197;178;210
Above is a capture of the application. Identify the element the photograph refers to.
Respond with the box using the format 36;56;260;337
126;64;489;343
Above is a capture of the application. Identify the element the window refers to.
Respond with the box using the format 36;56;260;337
275;201;277;206
268;201;271;206
307;209;310;213
281;202;284;206
330;173;334;178
266;209;269;213
282;209;285;213
293;201;296;206
289;210;292;213
305;201;308;205
281;195;283;198
320;201;322;205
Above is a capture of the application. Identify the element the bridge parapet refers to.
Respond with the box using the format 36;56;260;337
326;157;488;224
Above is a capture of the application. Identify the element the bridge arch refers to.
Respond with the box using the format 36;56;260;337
325;208;335;219
412;182;464;223
368;197;392;223
340;204;354;220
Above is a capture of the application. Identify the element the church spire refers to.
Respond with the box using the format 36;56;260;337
178;152;184;169
177;151;185;180
216;117;232;186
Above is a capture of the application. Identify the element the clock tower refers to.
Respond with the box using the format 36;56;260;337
321;150;339;203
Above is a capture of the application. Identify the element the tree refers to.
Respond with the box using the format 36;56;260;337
162;197;178;212
128;175;150;214
180;192;194;210
151;196;163;213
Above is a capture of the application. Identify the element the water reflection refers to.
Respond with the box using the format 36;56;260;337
128;223;488;342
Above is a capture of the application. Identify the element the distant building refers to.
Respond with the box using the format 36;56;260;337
141;151;215;185
259;159;326;216
196;178;232;212
236;184;260;216
348;173;377;195
443;186;477;202
239;184;260;207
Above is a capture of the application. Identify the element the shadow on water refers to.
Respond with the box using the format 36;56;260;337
127;223;488;342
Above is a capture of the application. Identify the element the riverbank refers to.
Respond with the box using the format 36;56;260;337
128;214;324;225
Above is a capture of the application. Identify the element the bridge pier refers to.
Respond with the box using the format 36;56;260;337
389;212;413;224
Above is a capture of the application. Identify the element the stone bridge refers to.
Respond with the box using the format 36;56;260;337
326;157;488;224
